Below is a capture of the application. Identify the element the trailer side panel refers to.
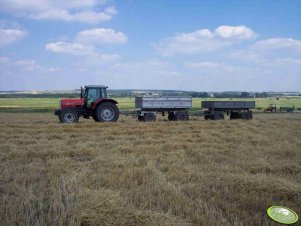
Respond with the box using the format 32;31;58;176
201;101;255;110
135;97;192;109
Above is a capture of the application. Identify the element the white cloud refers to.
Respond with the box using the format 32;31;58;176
112;59;172;71
0;0;116;24
98;54;120;61
0;0;106;12
45;41;121;62
0;0;50;13
0;57;9;63
45;42;95;55
156;25;257;56
229;38;301;62
0;57;61;90
156;29;222;56
104;6;117;15
273;58;301;65
185;61;242;73
109;59;185;89
174;29;214;41
214;25;257;40
29;8;72;21
52;0;107;10
45;28;126;60
71;8;116;24
186;61;223;69
75;28;127;44
15;60;46;71
29;7;116;24
0;28;27;45
251;38;301;52
0;57;60;73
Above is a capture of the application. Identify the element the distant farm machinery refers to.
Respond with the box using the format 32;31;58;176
279;105;295;112
263;104;295;113
264;104;277;112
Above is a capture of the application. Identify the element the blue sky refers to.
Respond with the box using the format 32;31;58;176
0;0;301;91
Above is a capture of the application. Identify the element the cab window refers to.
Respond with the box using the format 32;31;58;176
88;89;98;100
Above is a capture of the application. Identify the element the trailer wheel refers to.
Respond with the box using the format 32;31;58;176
213;112;224;120
204;110;211;120
230;112;240;120
168;112;176;121
247;111;253;119
95;102;119;122
241;111;252;120
175;111;189;121
60;108;79;123
144;113;156;122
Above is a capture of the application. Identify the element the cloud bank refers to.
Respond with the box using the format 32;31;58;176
156;25;257;56
0;0;116;24
45;28;127;61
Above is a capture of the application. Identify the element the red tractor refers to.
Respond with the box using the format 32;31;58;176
55;85;119;123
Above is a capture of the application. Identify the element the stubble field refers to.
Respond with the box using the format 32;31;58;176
0;113;300;225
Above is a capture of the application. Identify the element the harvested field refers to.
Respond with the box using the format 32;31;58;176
0;113;300;225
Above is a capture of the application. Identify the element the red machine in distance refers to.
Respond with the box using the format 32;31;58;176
55;85;119;123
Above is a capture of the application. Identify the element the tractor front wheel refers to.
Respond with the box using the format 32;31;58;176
60;108;79;123
95;102;119;122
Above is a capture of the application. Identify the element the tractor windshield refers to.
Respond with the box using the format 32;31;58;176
82;87;107;101
87;88;99;101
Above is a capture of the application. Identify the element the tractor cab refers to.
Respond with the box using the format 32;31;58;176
81;85;108;108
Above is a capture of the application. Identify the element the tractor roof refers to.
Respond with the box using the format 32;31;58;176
85;85;108;89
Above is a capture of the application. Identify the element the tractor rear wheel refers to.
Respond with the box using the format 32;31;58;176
92;114;100;122
60;108;79;123
95;102;119;122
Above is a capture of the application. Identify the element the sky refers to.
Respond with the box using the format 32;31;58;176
0;0;301;92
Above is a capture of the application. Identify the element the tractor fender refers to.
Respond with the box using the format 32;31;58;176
92;99;118;110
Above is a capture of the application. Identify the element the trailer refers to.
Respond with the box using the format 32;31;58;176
202;101;255;120
135;96;192;121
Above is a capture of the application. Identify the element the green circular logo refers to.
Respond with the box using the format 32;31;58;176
267;206;299;224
